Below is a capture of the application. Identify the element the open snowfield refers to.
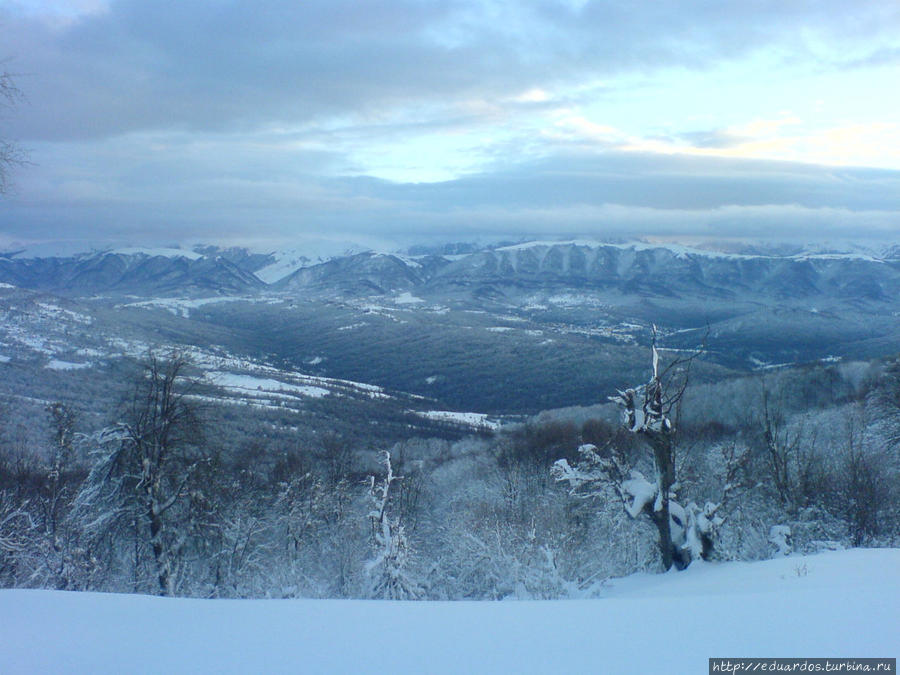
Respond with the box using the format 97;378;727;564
2;549;897;674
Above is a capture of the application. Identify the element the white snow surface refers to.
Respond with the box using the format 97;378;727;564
207;372;330;399
46;359;92;371
0;549;896;674
254;240;371;283
393;291;425;304
621;470;657;518
415;410;501;429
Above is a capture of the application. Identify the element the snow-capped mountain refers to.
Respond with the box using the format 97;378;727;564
0;249;263;296
250;240;900;310
419;241;900;303
3;238;897;412
2;239;897;303
251;240;373;284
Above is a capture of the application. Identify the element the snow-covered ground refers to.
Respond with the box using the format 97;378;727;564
393;291;425;305
206;371;331;399
116;295;281;318
1;549;897;674
414;409;502;430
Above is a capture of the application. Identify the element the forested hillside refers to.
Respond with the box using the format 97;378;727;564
2;346;898;599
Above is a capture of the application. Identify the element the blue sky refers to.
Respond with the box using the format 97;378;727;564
1;0;899;249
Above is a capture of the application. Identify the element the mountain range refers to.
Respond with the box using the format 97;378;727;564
2;238;898;426
2;241;898;308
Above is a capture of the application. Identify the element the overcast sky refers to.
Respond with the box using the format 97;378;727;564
1;0;899;250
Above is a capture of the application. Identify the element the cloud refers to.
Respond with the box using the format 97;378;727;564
3;146;898;244
4;0;900;141
673;117;803;149
376;153;900;212
3;1;899;246
663;121;900;170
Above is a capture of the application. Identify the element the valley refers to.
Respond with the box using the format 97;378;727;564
1;240;898;433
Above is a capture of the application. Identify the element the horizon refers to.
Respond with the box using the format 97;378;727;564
2;232;899;261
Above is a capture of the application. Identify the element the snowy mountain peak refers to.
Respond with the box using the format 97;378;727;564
254;242;371;284
107;247;204;260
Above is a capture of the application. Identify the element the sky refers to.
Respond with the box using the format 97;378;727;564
1;0;899;250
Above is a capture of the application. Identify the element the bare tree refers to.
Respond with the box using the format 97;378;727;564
756;384;815;513
0;491;33;554
1;68;26;195
73;352;205;595
43;404;77;539
835;411;892;546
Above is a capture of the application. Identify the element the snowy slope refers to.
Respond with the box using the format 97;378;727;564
254;240;372;283
1;549;897;674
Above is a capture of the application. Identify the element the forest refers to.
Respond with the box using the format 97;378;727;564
2;347;898;600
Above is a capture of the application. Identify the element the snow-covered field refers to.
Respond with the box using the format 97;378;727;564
414;409;502;430
2;549;897;674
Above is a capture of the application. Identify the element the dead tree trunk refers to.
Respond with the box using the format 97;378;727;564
648;434;677;570
553;325;714;572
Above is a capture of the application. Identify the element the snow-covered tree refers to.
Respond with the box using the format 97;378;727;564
30;403;85;590
366;451;422;600
72;353;205;595
553;327;727;570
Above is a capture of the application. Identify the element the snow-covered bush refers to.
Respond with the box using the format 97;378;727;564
768;525;793;556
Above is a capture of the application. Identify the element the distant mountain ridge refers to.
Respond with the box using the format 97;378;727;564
1;240;898;305
0;249;263;296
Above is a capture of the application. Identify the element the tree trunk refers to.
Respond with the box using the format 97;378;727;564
649;432;680;571
149;504;172;596
652;509;674;571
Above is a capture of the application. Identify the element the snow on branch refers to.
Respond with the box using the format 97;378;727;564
551;444;627;498
621;471;658;518
608;325;677;435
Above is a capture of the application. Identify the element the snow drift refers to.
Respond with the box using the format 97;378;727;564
1;548;897;674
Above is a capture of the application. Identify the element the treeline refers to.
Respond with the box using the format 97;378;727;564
1;354;899;599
